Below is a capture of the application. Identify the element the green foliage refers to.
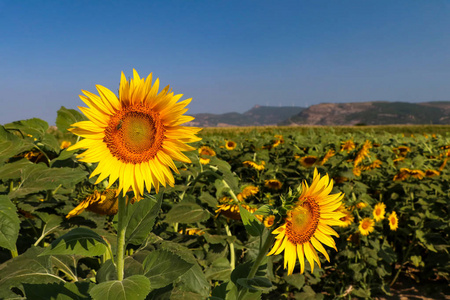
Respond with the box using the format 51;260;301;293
0;112;449;299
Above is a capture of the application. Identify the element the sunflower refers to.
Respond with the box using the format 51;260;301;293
393;146;410;157
340;139;355;152
393;168;410;181
358;218;375;236
68;70;201;198
338;205;354;228
243;161;265;171
66;189;122;219
267;169;345;274
320;149;335;165
179;228;205;236
215;197;258;220
299;156;318;167
264;179;283;190
198;146;216;165
425;169;440;177
60;141;72;149
356;202;368;209
225;140;237;150
354;140;372;167
264;215;276;228
388;211;398;231
373;203;386;222
237;185;259;201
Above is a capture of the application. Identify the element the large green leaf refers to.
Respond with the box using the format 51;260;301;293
40;227;108;257
125;193;163;246
23;281;93;300
9;164;87;198
0;246;64;298
0;158;33;180
142;250;193;290
0;195;20;251
4;118;49;139
56;106;87;133
0;125;33;164
164;202;210;224
89;275;150;300
239;204;263;237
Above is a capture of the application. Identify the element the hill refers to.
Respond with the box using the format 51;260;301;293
188;105;305;127
282;101;450;126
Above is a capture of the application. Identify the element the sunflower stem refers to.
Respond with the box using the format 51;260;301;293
247;230;274;279
224;223;235;270
116;193;128;281
237;230;274;300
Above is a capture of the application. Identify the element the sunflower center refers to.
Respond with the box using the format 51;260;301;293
104;104;165;164
375;208;381;216
362;221;370;229
285;196;320;244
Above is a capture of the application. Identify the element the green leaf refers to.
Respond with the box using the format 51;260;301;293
164;202;210;224
239;204;263;237
56;106;87;133
42;132;61;153
4;118;49;139
9;164;88;198
142;250;193;290
0;246;64;298
205;257;232;281
23;281;93;300
40;227;108;257
0;195;20;251
125;193;163;246
0;158;33;180
236;277;272;291
96;257;144;283
89;275;150;300
285;273;306;290
0;125;33;164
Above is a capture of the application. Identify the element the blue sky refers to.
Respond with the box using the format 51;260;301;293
1;0;450;124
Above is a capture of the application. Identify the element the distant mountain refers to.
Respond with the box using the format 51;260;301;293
188;105;306;127
187;101;450;127
281;101;450;126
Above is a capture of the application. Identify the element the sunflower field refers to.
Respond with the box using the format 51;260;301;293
0;73;449;300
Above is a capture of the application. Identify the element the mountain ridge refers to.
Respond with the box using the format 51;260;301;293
188;101;450;127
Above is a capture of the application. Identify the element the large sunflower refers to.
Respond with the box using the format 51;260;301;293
268;169;345;274
68;70;201;197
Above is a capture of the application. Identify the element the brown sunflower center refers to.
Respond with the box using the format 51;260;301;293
375;208;381;216
103;104;165;164
285;196;320;244
362;221;370;229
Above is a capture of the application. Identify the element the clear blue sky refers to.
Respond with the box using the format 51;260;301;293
1;0;450;125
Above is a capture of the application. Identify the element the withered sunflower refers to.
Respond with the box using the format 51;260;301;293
267;169;345;274
68;70;201;198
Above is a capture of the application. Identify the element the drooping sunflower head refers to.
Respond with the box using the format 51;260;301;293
358;218;375;236
388;211;399;231
225;140;237;150
299;156;318;167
268;169;345;275
264;179;283;190
68;70;201;198
243;160;265;171
373;202;386;222
340;139;355;152
66;189;121;219
425;169;440;177
198;146;216;165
